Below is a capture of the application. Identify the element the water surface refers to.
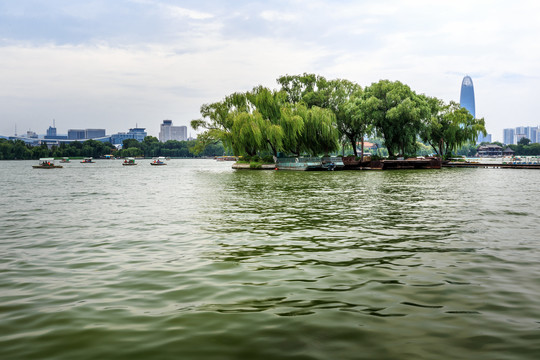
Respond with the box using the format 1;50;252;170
1;159;539;359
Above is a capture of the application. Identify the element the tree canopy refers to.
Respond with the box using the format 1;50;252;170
191;74;493;159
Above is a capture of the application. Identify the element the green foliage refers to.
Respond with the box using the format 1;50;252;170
0;139;116;160
361;80;430;157
508;143;540;155
190;74;494;160
456;143;479;157
0;136;222;160
518;137;531;146
262;155;275;164
420;99;486;157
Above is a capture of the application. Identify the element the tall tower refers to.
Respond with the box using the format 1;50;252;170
460;75;475;118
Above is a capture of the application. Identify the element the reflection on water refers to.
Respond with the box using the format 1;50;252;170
1;160;540;360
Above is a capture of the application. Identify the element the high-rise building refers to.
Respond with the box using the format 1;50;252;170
530;127;538;144
460;75;491;144
460;75;475;118
159;120;187;142
504;126;540;144
503;128;515;145
46;126;57;137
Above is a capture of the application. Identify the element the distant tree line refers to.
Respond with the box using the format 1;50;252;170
115;136;224;158
0;139;116;160
0;137;225;160
455;139;540;157
507;138;540;155
192;73;487;159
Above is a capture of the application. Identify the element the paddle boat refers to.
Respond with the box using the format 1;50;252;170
32;158;63;169
81;157;95;163
122;157;137;166
150;157;167;166
60;157;70;163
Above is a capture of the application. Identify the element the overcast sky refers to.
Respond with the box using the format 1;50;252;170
1;0;539;141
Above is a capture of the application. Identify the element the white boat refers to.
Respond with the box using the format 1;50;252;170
150;157;167;166
32;158;63;169
122;157;137;166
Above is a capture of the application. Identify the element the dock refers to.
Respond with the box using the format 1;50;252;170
444;162;540;169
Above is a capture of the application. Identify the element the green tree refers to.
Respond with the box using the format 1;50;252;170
123;138;141;150
191;92;250;156
518;137;531;146
279;103;306;156
420;99;486;157
322;79;368;157
277;73;332;108
247;86;286;157
301;106;339;156
361;80;429;157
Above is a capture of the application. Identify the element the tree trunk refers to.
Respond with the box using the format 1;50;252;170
350;138;358;157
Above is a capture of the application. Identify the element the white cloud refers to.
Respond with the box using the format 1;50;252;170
1;0;540;141
259;11;297;22
164;5;214;20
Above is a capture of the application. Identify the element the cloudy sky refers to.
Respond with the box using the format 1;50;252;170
1;0;539;141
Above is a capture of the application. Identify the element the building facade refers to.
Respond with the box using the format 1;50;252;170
503;126;539;144
159;120;187;142
85;129;106;139
110;127;147;145
460;75;492;144
460;75;476;118
503;128;515;145
477;144;502;157
67;128;106;140
46;126;56;138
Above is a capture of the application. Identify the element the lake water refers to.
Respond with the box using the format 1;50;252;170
1;159;539;360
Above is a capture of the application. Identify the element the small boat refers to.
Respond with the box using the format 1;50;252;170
150;157;167;166
122;157;137;166
33;158;63;169
81;157;95;163
60;157;70;163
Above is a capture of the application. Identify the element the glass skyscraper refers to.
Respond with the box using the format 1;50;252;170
460;75;475;118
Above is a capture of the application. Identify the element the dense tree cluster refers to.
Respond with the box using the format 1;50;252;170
116;136;224;158
0;139;115;160
192;74;487;159
0;137;224;160
507;142;540;156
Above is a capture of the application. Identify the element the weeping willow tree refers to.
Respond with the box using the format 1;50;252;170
300;107;339;156
247;86;286;157
420;98;487;157
326;79;368;157
191;92;251;156
360;80;429;157
230;111;264;156
280;103;306;156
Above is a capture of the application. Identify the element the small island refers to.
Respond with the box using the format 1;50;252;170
192;74;486;170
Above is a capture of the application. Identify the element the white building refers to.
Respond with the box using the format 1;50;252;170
159;120;188;142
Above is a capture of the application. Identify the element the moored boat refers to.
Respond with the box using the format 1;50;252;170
32;158;63;169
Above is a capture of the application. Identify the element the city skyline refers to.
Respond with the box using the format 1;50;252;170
2;1;540;141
